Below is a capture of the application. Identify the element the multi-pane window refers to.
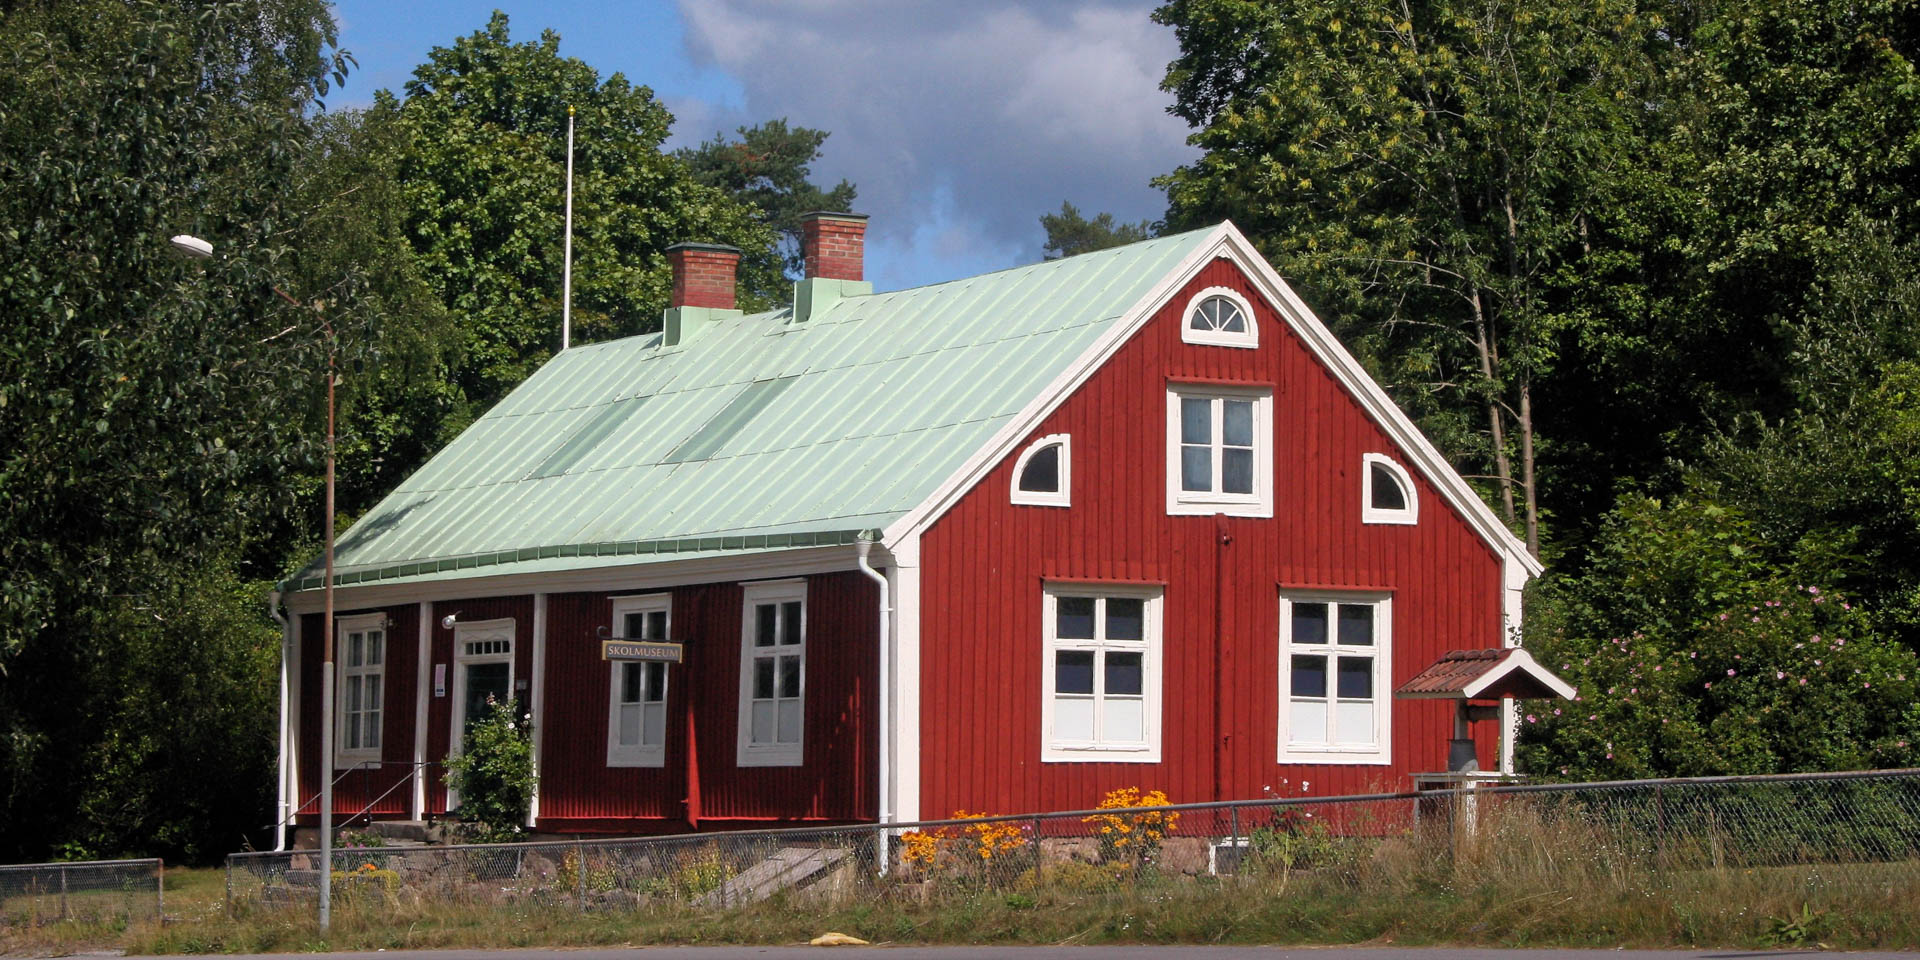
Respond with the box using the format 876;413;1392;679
1167;387;1273;516
1279;594;1391;763
737;580;806;766
608;595;670;767
1181;287;1259;348
1042;586;1162;762
336;615;385;765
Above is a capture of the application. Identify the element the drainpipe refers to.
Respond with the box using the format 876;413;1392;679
855;536;892;870
268;589;291;852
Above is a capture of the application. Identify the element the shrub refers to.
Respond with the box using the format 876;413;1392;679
443;695;536;842
1082;787;1178;871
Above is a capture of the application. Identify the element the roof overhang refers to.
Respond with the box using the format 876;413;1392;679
1395;647;1576;701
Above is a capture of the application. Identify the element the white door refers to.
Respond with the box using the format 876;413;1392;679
448;619;515;808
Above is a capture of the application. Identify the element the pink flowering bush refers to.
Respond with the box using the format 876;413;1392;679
1520;491;1920;779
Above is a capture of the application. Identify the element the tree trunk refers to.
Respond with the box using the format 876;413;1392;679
1469;287;1517;524
1519;376;1539;557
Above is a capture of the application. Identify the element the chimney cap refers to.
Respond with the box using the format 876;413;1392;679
665;242;744;255
798;211;869;222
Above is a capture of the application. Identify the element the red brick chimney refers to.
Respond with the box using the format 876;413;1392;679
800;212;868;281
667;242;741;309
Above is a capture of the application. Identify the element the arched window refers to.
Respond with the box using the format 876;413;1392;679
1362;453;1418;525
1011;434;1071;507
1181;286;1258;348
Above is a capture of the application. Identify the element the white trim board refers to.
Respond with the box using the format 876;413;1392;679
284;545;859;615
881;221;1540;583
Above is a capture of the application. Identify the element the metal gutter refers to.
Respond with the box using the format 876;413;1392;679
854;535;892;858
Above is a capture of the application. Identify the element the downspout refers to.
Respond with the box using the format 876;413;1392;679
268;589;291;852
855;536;892;870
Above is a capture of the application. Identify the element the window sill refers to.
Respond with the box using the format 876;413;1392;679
1277;747;1391;766
607;753;667;769
1361;510;1418;526
333;753;381;770
1169;499;1272;518
736;747;804;768
1042;745;1162;764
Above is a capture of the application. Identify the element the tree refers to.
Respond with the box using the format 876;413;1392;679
0;0;363;860
1040;202;1152;259
393;13;777;420
677;119;857;291
1154;0;1658;557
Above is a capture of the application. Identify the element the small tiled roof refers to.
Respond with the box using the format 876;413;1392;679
1396;648;1576;701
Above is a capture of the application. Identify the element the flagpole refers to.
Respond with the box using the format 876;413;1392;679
562;105;575;351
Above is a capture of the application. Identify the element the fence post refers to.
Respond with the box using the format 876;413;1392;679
1655;783;1668;867
59;865;68;921
157;858;165;923
1029;817;1043;874
574;838;586;910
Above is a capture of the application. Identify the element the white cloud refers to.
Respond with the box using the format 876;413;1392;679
675;0;1197;287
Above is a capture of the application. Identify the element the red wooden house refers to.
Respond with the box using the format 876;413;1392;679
273;214;1551;846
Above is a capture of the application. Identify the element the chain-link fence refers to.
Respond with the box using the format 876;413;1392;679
0;858;163;927
225;768;1920;917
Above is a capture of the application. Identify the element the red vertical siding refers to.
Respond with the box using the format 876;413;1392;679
295;603;419;822
919;257;1510;818
535;571;879;831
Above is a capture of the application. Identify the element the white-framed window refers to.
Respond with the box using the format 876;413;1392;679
737;579;806;767
1362;453;1419;525
1041;584;1163;762
1166;385;1274;517
335;613;387;766
1278;592;1391;764
1181;286;1258;348
608;594;671;768
1011;433;1072;507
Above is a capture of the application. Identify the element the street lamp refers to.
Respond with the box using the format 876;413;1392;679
172;234;338;932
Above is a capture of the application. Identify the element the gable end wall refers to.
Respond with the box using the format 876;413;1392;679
918;256;1504;816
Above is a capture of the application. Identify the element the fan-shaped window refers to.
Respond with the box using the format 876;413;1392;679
1011;434;1071;507
1181;287;1258;348
1362;453;1418;525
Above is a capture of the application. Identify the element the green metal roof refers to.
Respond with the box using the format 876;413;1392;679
288;227;1217;591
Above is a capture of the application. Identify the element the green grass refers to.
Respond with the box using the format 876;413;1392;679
7;796;1920;955
2;857;1915;955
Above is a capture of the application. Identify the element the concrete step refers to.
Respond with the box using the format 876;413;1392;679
698;846;849;908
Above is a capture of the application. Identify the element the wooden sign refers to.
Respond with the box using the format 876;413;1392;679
601;640;683;663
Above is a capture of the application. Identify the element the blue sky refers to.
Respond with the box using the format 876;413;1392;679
327;0;1196;292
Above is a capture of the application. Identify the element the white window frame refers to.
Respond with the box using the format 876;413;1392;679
1277;592;1392;764
1180;286;1259;348
1362;453;1419;525
736;579;807;767
1166;385;1274;517
607;594;672;768
1010;433;1072;507
334;613;388;768
1041;583;1164;763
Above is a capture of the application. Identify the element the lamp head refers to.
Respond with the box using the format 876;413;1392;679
168;234;213;259
441;613;458;630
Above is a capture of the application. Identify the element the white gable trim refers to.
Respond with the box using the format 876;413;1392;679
1463;648;1577;701
882;222;1541;579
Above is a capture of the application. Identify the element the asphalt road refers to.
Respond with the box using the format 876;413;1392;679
111;947;1920;960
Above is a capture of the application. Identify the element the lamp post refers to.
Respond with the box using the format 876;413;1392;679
172;235;337;932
